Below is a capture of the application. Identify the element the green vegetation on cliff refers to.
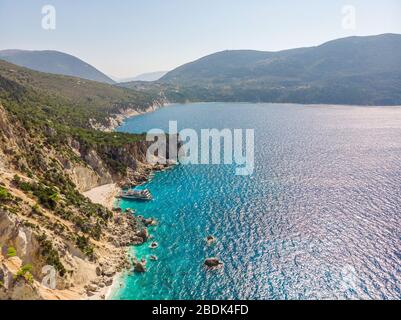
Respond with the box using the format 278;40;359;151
0;59;160;268
0;49;116;84
0;59;157;129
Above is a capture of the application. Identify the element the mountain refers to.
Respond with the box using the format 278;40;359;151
118;71;168;83
0;49;115;84
0;59;163;129
156;34;401;105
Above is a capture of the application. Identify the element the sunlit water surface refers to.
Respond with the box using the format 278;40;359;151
112;103;401;300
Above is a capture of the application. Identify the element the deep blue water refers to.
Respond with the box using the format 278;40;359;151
112;102;401;300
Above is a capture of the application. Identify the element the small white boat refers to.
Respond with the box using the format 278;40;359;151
118;189;152;201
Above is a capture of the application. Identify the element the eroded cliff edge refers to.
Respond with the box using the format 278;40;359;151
0;103;168;299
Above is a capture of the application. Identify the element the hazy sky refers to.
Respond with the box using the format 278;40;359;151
1;0;400;78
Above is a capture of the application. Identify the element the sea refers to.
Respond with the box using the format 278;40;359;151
111;102;401;300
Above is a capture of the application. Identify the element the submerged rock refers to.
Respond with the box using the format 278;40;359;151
133;261;146;273
144;218;157;226
149;242;158;249
206;235;217;245
204;258;223;268
136;228;149;241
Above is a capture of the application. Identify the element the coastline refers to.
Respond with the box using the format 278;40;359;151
92;101;171;132
81;167;175;300
81;185;122;300
53;101;394;301
82;184;122;300
81;103;175;300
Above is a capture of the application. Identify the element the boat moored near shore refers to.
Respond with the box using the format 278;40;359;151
117;189;153;201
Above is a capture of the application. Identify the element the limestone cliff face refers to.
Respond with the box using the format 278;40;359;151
0;102;170;299
0;209;43;300
60;141;114;192
0;208;118;300
68;164;107;193
60;137;151;192
0;210;40;267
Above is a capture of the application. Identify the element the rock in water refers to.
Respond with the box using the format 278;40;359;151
206;235;217;245
130;236;144;245
204;257;223;268
149;242;158;249
136;228;149;241
144;218;157;226
133;261;146;273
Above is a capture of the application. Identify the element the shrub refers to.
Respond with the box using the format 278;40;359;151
14;179;59;210
76;235;94;259
15;264;34;284
6;246;17;258
36;234;66;276
12;174;21;185
19;263;33;273
31;204;43;216
0;186;13;202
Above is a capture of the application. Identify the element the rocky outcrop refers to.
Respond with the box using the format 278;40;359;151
83;149;114;184
62;135;165;193
136;228;149;242
68;164;107;192
204;258;223;268
206;235;217;245
149;242;158;249
133;260;146;273
0;256;42;300
0;100;175;300
0;210;44;299
58;139;114;192
91;101;166;132
0;210;43;277
0;205;146;299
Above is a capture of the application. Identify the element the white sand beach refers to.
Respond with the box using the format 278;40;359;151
83;183;120;210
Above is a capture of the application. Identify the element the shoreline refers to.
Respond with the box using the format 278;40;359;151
97;101;172;132
88;263;124;300
83;184;123;300
82;162;175;300
82;102;175;300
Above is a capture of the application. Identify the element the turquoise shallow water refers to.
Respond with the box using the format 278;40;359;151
113;102;401;300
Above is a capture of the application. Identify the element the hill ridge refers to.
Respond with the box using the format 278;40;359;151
0;49;115;84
